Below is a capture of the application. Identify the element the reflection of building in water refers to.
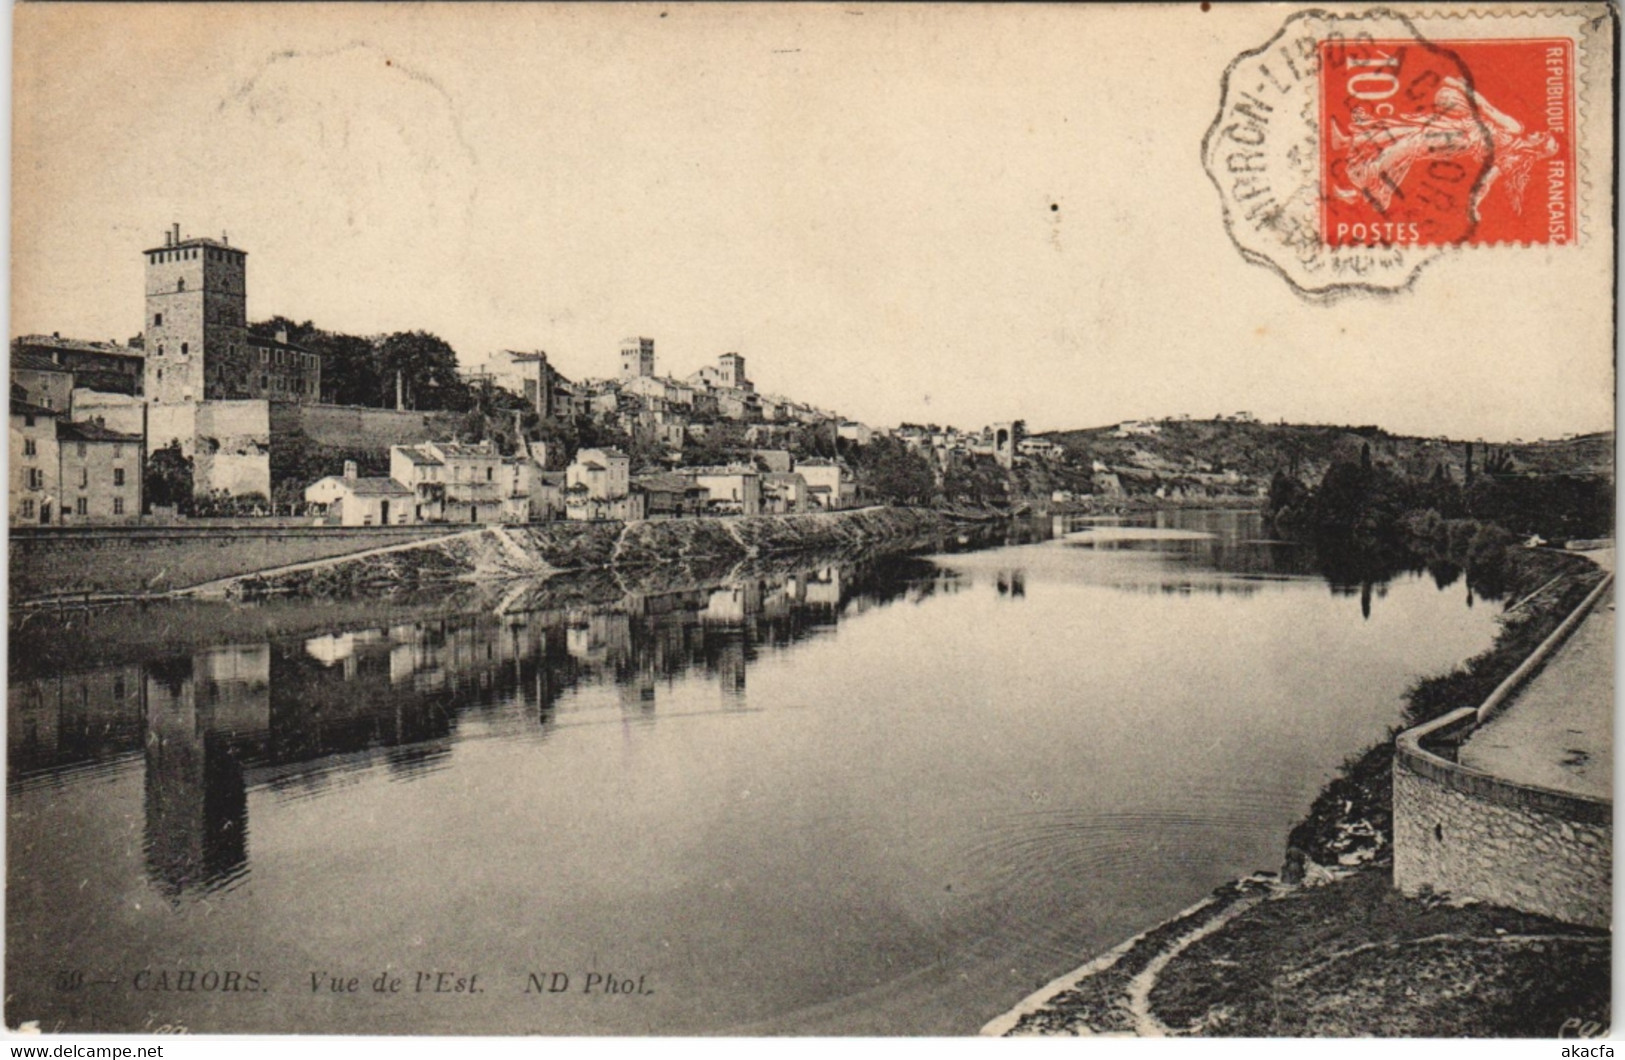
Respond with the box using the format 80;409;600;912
715;634;747;702
13;555;952;892
8;663;147;779
802;567;842;608
143;646;269;897
567;612;633;665
996;569;1026;598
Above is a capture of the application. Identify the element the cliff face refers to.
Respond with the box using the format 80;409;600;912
225;507;958;599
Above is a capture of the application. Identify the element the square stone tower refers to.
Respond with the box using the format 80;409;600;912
143;224;250;404
620;336;655;380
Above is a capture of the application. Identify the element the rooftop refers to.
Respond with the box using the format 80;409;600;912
15;335;143;360
429;441;500;458
57;419;140;443
11;351;75;374
11;398;60;419
634;473;702;493
144;235;245;256
322;475;413;497
246;333;312;355
394;446;445;467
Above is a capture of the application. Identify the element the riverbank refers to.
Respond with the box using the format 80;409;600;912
986;540;1612;1037
986;866;1609;1036
6;507;970;607
214;506;963;599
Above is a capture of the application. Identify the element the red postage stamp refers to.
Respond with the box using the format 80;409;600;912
1320;37;1576;247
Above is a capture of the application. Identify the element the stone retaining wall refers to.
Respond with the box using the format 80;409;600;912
1393;708;1611;928
10;524;461;602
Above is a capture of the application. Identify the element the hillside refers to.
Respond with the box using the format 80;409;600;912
1036;419;1612;498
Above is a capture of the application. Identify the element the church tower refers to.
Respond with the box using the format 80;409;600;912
143;224;250;404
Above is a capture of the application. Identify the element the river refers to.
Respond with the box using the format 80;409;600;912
6;510;1502;1035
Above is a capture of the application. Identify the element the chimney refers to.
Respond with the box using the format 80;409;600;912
163;229;173;248
172;222;181;245
222;231;229;246
343;460;358;482
275;329;288;345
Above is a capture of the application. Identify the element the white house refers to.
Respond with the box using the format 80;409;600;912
306;462;415;526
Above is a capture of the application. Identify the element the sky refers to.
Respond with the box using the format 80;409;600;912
9;3;1617;442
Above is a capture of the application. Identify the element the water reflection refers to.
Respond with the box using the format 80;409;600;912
1051;510;1488;621
8;511;1511;1036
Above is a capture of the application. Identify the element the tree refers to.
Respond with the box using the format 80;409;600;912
144;441;193;512
850;436;936;507
375;331;469;411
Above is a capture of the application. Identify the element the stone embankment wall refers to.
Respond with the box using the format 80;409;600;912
1393;708;1612;928
223;507;956;599
10;524;462;602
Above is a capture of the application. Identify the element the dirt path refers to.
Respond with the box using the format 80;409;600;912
984;869;1609;1037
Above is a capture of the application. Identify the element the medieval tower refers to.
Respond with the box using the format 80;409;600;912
143;224;250;405
620;337;655;380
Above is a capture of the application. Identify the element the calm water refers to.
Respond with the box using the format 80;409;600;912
7;511;1502;1035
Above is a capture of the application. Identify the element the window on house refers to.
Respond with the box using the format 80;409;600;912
177;278;186;292
27;469;42;490
113;469;124;486
154;313;163;327
24;415;34;428
113;444;122;459
20;500;33;519
486;467;493;481
181;343;189;357
113;497;125;515
23;439;35;457
79;468;88;488
77;442;87;458
75;497;87;516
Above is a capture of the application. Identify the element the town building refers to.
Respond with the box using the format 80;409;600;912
796;459;856;510
389;440;507;523
761;471;808;514
489;349;572;420
686;465;761;516
837;421;875;446
13;334;144;396
688;352;755;395
565;447;635;521
502;449;564;523
10;398;60;525
305;461;415;526
55;419;143;523
633;472;710;519
1018;437;1064;459
11;351;76;412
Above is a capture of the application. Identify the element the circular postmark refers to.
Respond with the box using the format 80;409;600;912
1203;8;1500;299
